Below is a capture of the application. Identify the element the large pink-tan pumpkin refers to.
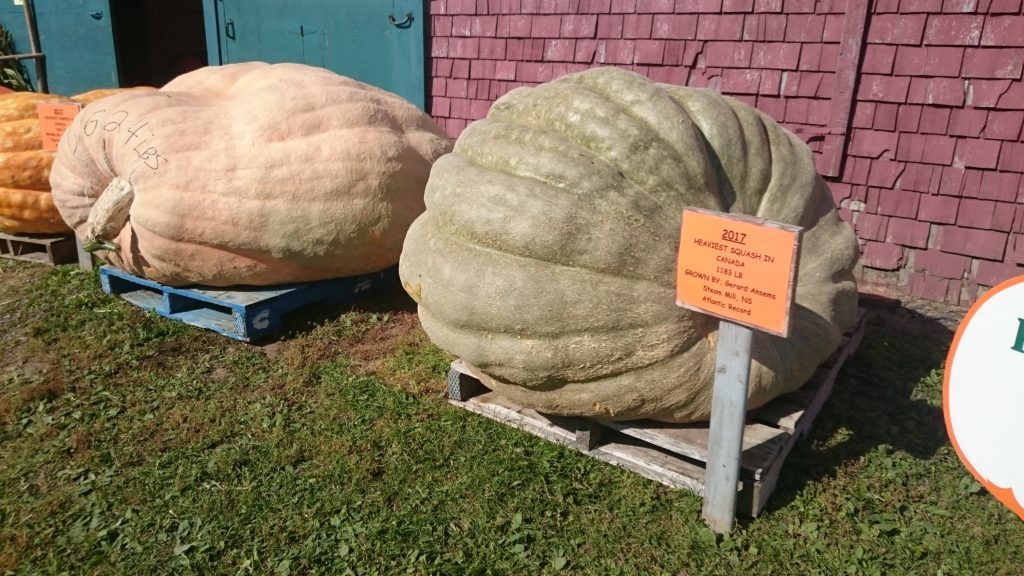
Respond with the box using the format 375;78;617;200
50;62;452;286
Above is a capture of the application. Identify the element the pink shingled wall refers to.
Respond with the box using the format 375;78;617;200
428;0;1024;306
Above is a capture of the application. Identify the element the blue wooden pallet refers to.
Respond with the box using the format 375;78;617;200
99;265;399;341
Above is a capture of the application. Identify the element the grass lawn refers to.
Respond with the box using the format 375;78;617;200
1;259;1021;575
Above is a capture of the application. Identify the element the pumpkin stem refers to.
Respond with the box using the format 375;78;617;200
84;177;135;253
82;238;121;253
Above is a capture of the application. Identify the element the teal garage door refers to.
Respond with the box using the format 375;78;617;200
202;0;426;109
0;0;118;95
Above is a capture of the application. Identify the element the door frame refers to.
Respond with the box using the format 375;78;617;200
200;0;222;66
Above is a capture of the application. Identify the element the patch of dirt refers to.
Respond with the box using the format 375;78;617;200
354;312;450;392
16;375;68;404
139;338;214;371
0;532;29;573
210;367;231;383
345;311;424;372
259;340;286;359
0;264;47;350
0;338;67;426
69;428;92;455
265;309;427;372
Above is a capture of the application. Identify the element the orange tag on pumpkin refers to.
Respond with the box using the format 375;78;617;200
675;208;801;337
37;102;82;152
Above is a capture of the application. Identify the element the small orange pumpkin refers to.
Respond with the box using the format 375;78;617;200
0;91;67;234
0;88;151;234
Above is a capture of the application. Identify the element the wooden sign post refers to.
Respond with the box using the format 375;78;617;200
676;207;802;533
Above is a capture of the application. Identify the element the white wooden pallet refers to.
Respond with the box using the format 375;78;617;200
447;309;867;517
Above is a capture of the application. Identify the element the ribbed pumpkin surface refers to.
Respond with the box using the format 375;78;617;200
0;92;66;233
0;88;149;234
50;62;452;286
399;68;859;423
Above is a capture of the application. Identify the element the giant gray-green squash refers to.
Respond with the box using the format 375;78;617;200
399;68;859;423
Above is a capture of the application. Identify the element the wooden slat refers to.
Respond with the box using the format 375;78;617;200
0;232;77;266
818;0;871;177
752;365;831;430
751;398;806;432
75;237;94;271
459;392;577;447
599;419;788;477
591;436;712;495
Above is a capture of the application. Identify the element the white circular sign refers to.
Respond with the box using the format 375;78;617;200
945;275;1024;521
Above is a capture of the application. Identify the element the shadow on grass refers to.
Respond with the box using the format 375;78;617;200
759;298;956;516
246;274;957;522
256;285;418;344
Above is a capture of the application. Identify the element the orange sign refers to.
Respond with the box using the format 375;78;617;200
676;208;801;337
37;102;82;152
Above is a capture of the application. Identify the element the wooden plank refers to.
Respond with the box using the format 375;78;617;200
702;320;754;534
574;419;605;452
175;308;245;340
744;311;868;516
746;431;800;516
458;392;577;447
791;313;867;440
754;366;831;429
188;286;295;306
818;0;871;177
600;419;788;477
118;288;167;312
751;398;806;432
453;388;710;493
591;435;710;495
0;232;77;266
846;308;868;357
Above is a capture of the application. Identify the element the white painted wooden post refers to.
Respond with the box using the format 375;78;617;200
701;320;754;533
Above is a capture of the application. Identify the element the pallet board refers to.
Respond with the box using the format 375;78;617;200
0;232;77;266
447;308;867;516
99;265;399;341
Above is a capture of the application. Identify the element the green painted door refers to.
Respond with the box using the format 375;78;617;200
202;0;426;109
0;0;118;95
